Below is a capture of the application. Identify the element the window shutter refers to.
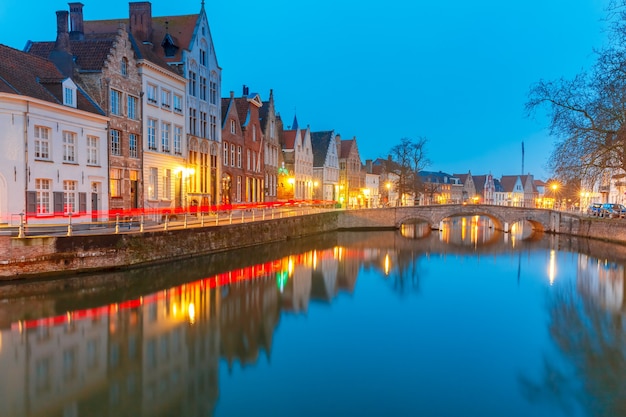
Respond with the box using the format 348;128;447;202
79;192;86;213
26;191;36;215
53;192;63;215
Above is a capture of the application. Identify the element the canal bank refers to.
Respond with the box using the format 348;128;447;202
1;207;626;281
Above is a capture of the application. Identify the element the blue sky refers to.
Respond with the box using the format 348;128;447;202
0;0;610;180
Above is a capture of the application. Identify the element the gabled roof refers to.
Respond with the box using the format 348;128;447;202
0;43;103;114
472;175;488;191
499;175;520;192
26;37;116;72
310;130;334;167
83;14;200;64
419;171;456;184
233;97;250;127
282;130;298;150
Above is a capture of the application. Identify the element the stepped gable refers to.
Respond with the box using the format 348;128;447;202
0;43;102;114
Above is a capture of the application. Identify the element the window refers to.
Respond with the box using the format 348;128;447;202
253;125;256;142
161;122;171;153
147;84;157;104
237;146;242;168
63;180;77;214
147;119;157;150
34;126;50;159
121;57;128;76
210;81;217;104
200;111;207;138
110;129;121;155
173;94;182;113
231;144;235;167
110;89;122;115
87;136;99;165
223;142;228;166
129;133;138;158
200;76;207;100
164;169;171;200
128;96;138;120
188;71;196;96
148;167;158;200
35;179;51;215
210;115;217;140
200;48;207;66
230;120;236;134
161;89;171;109
62;131;76;163
189;108;197;136
110;168;122;197
64;87;75;107
174;126;182;155
247;149;251;171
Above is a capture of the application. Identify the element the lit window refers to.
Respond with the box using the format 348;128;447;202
110;168;122;197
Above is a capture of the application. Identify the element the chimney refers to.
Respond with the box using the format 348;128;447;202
242;85;249;96
129;2;153;42
230;91;234;98
49;11;73;76
68;2;84;40
366;159;373;174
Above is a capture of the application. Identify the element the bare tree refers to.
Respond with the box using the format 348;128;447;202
526;1;626;185
387;137;430;205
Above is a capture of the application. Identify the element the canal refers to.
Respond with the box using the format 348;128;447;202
0;216;624;417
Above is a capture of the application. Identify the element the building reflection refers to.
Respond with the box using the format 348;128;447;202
0;230;625;416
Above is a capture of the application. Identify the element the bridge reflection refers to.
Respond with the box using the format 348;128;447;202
400;215;541;248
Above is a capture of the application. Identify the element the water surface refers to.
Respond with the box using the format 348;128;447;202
0;217;624;417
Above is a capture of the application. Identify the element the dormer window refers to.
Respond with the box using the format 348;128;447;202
62;79;77;108
161;34;179;58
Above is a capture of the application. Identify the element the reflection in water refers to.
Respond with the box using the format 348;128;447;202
0;229;624;416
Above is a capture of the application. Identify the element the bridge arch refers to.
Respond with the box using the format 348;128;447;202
394;204;554;233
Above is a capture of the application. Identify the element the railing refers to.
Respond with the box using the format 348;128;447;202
0;200;339;238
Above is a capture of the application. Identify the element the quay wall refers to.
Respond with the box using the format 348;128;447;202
0;212;340;280
3;207;626;281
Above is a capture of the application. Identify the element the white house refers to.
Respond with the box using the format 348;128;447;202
0;44;109;226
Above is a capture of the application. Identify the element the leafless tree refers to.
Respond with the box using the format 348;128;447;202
387;137;430;205
526;0;626;185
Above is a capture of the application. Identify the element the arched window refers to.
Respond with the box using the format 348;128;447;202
121;57;128;76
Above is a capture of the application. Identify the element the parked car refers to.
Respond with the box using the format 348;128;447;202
600;203;626;218
587;203;603;216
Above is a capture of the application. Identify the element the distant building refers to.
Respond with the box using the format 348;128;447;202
311;130;340;202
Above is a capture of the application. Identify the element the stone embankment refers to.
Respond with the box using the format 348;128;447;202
1;207;626;281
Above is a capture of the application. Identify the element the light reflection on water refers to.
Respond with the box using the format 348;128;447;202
0;220;624;417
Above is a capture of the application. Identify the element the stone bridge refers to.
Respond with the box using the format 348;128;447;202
338;204;576;233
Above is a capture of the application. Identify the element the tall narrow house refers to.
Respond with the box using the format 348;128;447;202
26;5;144;215
82;1;222;207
